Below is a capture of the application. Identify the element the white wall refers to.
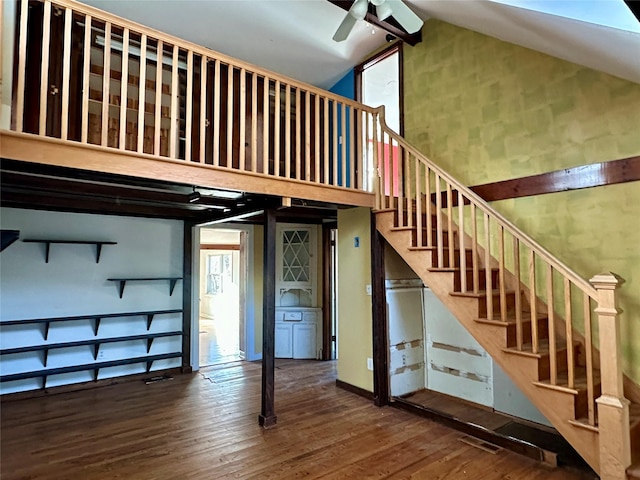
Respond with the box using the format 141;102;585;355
0;208;184;394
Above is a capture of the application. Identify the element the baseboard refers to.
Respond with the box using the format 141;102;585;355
0;367;185;402
335;379;375;401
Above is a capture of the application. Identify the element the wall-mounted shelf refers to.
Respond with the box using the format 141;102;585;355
0;352;182;385
0;330;182;367
0;309;182;340
107;277;183;298
1;230;20;252
22;239;117;263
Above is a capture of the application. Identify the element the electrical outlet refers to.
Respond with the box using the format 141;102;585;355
367;357;374;371
366;284;372;295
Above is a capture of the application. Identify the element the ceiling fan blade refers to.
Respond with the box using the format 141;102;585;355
332;13;358;42
386;0;423;34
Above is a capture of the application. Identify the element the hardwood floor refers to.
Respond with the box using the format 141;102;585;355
1;360;592;479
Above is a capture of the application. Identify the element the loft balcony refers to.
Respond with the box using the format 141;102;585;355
0;0;380;212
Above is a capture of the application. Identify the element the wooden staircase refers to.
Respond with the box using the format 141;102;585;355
372;115;640;479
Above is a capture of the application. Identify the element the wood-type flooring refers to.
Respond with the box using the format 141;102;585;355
1;359;593;479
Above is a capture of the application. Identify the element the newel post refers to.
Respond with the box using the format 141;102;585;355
590;272;631;480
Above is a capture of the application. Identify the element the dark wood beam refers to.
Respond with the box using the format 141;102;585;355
321;224;333;361
259;208;277;428
370;212;389;407
181;221;195;374
327;0;422;46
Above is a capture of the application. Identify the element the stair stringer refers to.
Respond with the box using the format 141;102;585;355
376;210;600;473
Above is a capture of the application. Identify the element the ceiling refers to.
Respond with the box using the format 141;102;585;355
79;0;640;89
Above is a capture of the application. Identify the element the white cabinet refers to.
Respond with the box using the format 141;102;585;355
275;308;320;359
276;224;317;307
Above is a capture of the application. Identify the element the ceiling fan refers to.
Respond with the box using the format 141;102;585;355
332;0;424;42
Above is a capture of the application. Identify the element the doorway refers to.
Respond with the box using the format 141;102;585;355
198;228;244;367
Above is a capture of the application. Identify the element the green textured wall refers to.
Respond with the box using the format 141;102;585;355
337;207;374;392
404;19;640;384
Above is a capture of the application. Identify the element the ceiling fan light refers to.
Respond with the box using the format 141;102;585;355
376;2;393;20
350;0;369;20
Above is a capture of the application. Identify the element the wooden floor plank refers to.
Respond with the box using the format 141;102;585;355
1;359;591;479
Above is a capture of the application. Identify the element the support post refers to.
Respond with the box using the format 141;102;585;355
181;221;194;373
259;209;277;427
371;212;389;407
590;272;630;480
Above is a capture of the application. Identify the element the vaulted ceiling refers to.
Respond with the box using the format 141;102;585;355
79;0;640;89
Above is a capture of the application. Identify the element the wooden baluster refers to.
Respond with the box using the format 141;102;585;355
356;109;363;189
100;22;111;146
15;0;29;132
314;94;320;182
513;237;522;350
484;213;493;321
396;142;403;224
185;50;193;161
154;40;163;156
379;132;386;209
529;250;538;353
304;90;311;181
589;273;630;480
425;166;432;247
583;294;595;425
435;174;443;268
135;33;146;152
285;84;291;178
295;88;301;179
239;67;246;171
213;59;221;166
414;160;422;245
332;100;338;187
39;0;52;137
546;264;557;385
365;112;371;191
251;72;258;172
471;203;479;294
405;152;412;229
169;45;178;159
274;80;281;176
323;97;329;184
349;105;355;189
199;56;207;163
458;191;466;293
564;278;574;388
60;7;72;140
446;184;454;268
498;225;506;321
341;103;347;187
372;113;379;209
117;28;130;150
263;75;270;175
226;64;234;167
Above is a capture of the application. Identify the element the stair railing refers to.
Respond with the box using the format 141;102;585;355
6;0;378;193
372;108;631;478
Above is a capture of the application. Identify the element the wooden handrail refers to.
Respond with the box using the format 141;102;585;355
51;0;377;114
375;107;597;300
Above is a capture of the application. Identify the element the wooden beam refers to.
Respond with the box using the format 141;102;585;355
370;211;389;407
327;0;422;46
0;132;375;208
322;224;333;361
259;208;277;428
181;221;194;373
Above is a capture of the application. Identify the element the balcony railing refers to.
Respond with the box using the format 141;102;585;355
4;0;380;200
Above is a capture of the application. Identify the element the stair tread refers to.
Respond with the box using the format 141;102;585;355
503;339;573;357
475;312;546;326
533;368;602;393
568;418;599;433
449;289;518;298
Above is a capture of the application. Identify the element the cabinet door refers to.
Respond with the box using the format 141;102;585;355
275;323;293;358
293;324;317;359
